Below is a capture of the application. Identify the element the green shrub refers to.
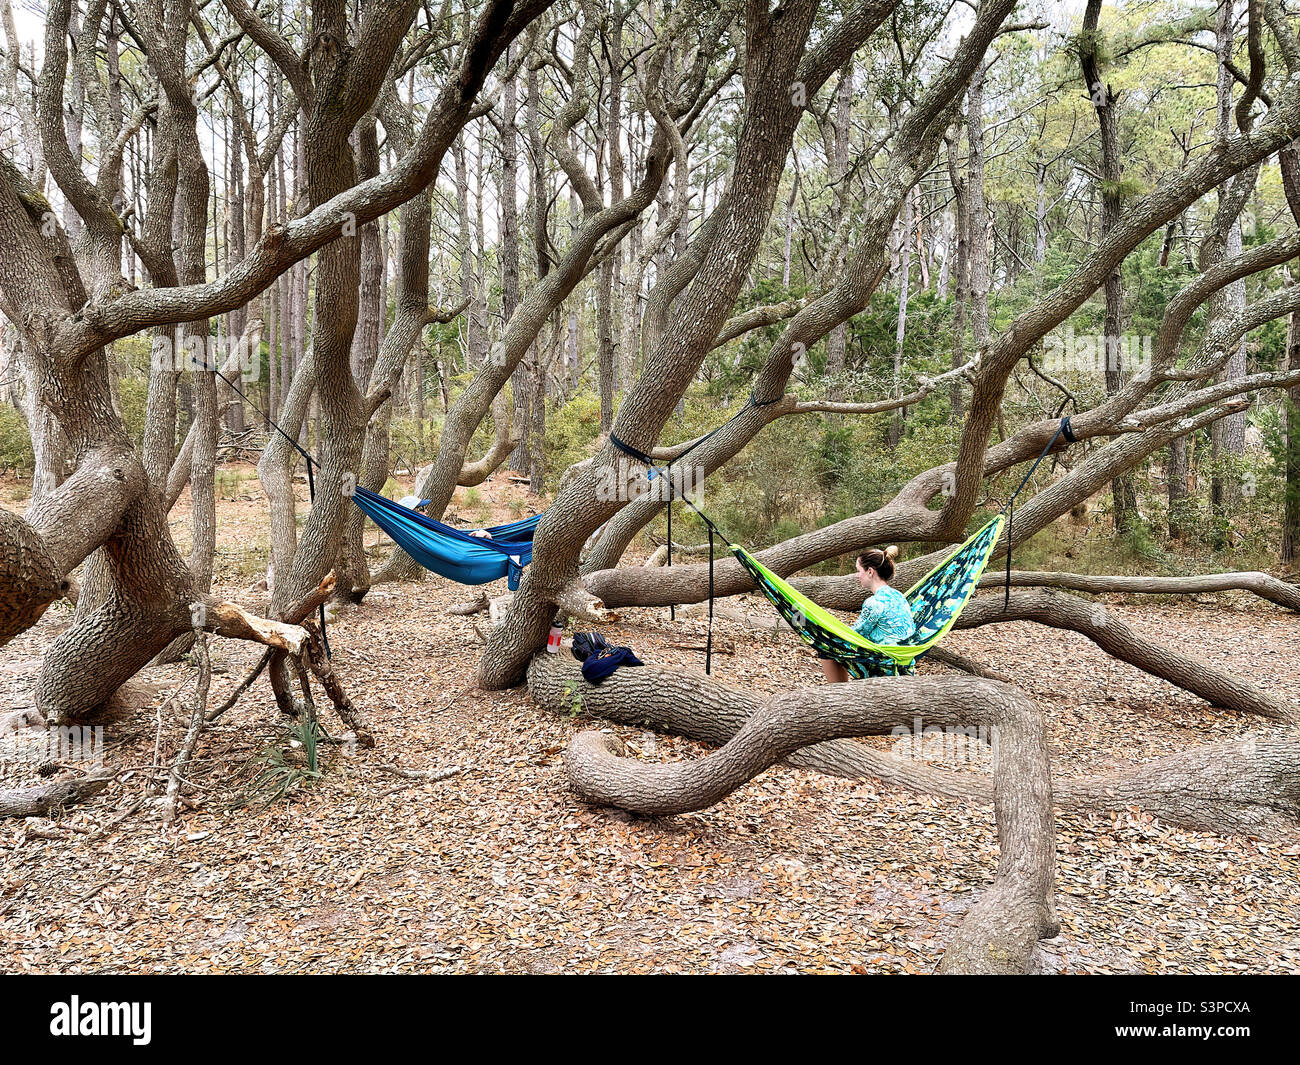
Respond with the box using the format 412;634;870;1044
116;375;150;451
215;467;258;500
389;414;442;471
0;403;33;474
543;392;603;492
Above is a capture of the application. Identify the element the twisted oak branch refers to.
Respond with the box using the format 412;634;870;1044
529;655;1300;840
533;658;1057;974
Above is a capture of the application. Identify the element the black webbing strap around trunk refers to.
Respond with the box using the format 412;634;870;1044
609;394;771;626
1001;415;1076;612
667;476;673;621
607;392;784;674
215;368;331;658
706;527;715;674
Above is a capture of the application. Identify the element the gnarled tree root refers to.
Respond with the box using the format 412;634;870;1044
534;658;1058;974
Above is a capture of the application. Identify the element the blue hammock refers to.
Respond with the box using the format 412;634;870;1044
349;486;542;589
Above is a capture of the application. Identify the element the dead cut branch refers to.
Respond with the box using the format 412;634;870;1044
376;764;463;782
300;621;375;748
0;769;111;819
206;600;307;654
163;631;212;825
447;591;491;616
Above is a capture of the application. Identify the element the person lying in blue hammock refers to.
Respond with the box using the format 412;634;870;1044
818;545;915;683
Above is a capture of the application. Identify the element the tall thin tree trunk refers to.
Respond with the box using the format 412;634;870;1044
520;62;550;484
1167;435;1190;539
781;177;796;289
947;127;969;419
454;134;480;370
566;131;581;397
501;50;528;472
825;61;853;397
1034;158;1048;263
597;22;626;432
1081;0;1138;529
267;94;280;425
1207;0;1248;527
597;255;616;431
621;207;642;392
889;189;913;446
1284;306;1300;565
966;69;991;428
62;3;84;245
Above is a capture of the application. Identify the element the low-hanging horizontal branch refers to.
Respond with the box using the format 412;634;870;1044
980;569;1300;612
953;588;1296;722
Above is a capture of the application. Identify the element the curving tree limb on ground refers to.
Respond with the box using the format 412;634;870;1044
538;658;1058;974
529;656;1300;841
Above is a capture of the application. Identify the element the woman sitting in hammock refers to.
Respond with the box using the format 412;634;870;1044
818;545;915;683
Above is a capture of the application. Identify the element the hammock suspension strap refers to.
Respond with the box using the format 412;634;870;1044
214;368;331;657
706;527;715;675
607;394;1014;677
1001;415;1076;612
608;393;771;624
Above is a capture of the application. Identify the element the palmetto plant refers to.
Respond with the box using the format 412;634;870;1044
242;719;323;809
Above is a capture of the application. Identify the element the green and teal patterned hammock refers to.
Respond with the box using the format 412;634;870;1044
731;515;1005;678
610;414;1072;678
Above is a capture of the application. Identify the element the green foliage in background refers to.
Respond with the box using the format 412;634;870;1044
543;392;603;493
0;404;34;474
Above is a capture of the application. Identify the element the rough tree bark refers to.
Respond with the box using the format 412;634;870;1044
580;1;995;574
534;657;1058;974
528;657;1300;841
483;0;851;685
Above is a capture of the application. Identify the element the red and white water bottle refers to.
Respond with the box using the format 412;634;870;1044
546;624;563;654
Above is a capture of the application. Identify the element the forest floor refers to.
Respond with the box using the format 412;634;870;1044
1;467;1298;974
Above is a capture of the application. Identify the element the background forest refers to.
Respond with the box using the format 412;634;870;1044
2;0;1294;581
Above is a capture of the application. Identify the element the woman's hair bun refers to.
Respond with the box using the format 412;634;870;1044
885;545;899;560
